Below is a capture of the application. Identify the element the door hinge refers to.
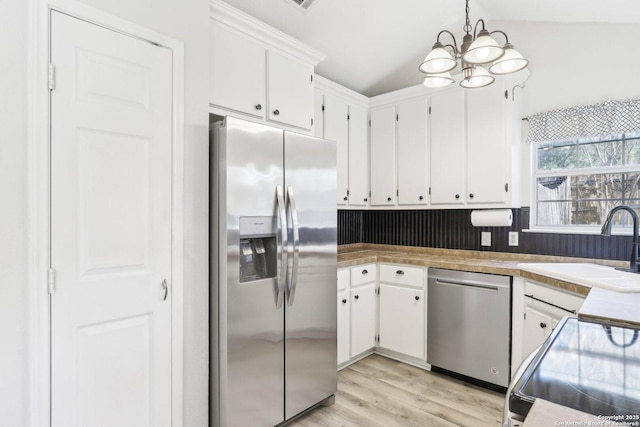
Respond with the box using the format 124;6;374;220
311;118;313;126
396;189;399;196
428;106;431;114
368;120;371;127
375;335;380;344
347;114;350;120
524;312;527;320
396;114;399;121
311;74;313;83
347;189;350;195
48;64;56;90
505;183;509;192
504;90;508;99
322;104;325;112
429;187;431;195
48;267;56;294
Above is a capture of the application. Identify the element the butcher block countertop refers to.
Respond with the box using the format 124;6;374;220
338;243;626;297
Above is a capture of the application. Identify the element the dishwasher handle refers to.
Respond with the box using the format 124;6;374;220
433;277;504;291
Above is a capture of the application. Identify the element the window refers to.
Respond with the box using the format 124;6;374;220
532;132;640;230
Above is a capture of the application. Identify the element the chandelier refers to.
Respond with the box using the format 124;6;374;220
419;0;528;89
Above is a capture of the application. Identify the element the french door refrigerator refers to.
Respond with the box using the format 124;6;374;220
210;117;337;427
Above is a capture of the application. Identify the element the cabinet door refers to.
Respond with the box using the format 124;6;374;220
467;83;508;204
350;284;376;357
429;89;465;205
370;106;396;206
397;98;428;205
324;94;349;205
210;23;265;118
522;306;556;358
314;90;324;138
266;51;314;130
379;285;425;359
337;289;350;365
348;105;369;206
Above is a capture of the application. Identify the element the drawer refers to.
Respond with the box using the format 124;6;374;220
337;269;350;291
350;264;376;287
525;281;585;314
379;264;424;287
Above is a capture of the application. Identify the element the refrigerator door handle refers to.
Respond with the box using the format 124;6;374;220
276;185;288;309
286;186;300;306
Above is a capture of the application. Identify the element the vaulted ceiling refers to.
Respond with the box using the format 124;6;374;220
221;0;640;96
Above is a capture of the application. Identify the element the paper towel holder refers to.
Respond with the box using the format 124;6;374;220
470;209;513;227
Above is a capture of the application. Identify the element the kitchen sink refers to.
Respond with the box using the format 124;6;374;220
517;262;640;292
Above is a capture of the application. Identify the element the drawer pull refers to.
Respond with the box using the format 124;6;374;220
415;296;420;301
361;269;368;275
342;299;347;304
354;295;359;300
540;322;547;329
396;270;404;275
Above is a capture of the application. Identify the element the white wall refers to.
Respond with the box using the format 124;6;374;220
0;0;29;425
491;21;640;205
0;0;210;425
492;21;640;116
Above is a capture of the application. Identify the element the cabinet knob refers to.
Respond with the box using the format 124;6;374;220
419;196;424;201
387;197;392;202
396;270;404;275
254;104;262;111
273;109;280;116
362;269;368;275
455;194;460;199
343;196;348;201
540;322;547;329
354;295;359;300
469;193;474;199
342;299;347;304
415;296;420;301
364;198;368;202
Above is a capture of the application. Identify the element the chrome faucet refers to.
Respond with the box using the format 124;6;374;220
601;205;640;273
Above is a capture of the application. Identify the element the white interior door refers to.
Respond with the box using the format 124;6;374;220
50;11;172;427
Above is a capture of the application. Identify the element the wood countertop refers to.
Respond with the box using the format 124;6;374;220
338;243;626;297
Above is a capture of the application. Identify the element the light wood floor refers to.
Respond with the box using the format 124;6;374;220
288;354;505;427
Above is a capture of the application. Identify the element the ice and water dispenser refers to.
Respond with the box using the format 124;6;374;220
239;216;277;283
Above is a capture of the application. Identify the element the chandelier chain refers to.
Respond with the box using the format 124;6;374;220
463;0;471;34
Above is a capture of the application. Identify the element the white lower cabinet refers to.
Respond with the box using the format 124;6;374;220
337;269;350;365
338;263;427;368
511;277;585;370
379;285;425;359
337;288;350;365
350;283;377;357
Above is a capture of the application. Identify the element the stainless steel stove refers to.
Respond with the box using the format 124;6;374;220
506;317;640;425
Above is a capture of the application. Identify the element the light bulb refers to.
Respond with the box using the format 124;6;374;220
474;47;489;61
431;59;444;71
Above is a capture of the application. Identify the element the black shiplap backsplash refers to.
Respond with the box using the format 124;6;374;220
338;208;631;261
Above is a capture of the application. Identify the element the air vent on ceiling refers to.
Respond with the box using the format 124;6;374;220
287;0;317;11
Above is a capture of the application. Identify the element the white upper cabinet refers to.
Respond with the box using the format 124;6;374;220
397;98;428;206
370;106;397;206
315;76;369;208
266;51;314;130
210;0;325;132
429;74;527;208
466;83;509;204
430;89;466;205
347;105;369;206
210;24;266;118
323;93;350;205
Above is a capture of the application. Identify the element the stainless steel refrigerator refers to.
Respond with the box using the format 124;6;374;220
210;117;337;427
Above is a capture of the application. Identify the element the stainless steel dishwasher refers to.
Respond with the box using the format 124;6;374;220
427;268;511;387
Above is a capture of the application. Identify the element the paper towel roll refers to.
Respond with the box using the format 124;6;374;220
470;209;513;227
